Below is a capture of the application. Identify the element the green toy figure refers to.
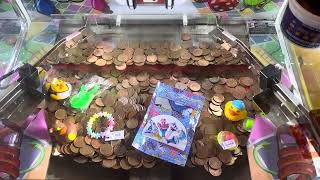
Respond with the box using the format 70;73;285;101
70;85;99;110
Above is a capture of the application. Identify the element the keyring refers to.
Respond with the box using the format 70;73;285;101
86;112;115;139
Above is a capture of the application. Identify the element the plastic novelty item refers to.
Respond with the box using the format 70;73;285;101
243;118;255;132
86;112;115;140
224;100;248;122
47;78;72;101
91;0;107;11
243;0;264;6
34;0;59;16
53;120;77;142
217;131;239;151
70;85;99;110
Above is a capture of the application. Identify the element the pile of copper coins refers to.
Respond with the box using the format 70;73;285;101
45;33;259;176
47;33;244;69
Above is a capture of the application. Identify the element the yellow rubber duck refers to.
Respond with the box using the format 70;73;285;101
224;100;247;122
46;78;72;101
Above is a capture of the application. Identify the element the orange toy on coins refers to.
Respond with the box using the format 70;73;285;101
53;120;77;143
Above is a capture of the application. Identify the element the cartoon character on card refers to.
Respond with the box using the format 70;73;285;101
182;108;198;126
167;129;187;145
158;118;170;137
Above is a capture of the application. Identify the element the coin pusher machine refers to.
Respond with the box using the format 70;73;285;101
0;1;319;176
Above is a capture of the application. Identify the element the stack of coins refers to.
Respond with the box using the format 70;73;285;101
45;33;259;176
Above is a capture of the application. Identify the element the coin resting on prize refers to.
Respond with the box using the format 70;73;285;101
44;33;259;175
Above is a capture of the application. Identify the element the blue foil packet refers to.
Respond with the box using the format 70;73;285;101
132;82;205;166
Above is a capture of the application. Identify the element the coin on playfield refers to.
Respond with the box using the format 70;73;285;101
55;109;67;120
189;82;201;92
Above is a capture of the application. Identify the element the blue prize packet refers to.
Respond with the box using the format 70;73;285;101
132;82;205;166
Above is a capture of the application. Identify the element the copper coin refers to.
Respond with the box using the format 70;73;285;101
87;56;98;63
198;59;209;66
91;139;102;149
70;143;79;154
84;135;92;145
100;143;113;157
212;108;223;117
239;77;254;87
118;54;129;62
93;98;104;107
201;80;213;90
55;109;67;120
120;158;131;170
142;160;156;168
195;141;209;159
209;167;222;176
103;45;114;53
117;89;129;97
102;159;117;168
226;78;238;88
209;103;221;112
63;144;72;155
199;41;210;49
126;118;139;129
73;156;88;164
169;43;182;52
142;155;155;163
232;86;246;99
181;51;192;60
106;154;116;160
181;33;192;41
102;53;113;61
136;72;149;82
146;54;157;63
112;160;121;169
102;95;117;107
128;76;139;86
189;82;201;92
203;160;210;171
158;55;169;63
115;63;127;71
212;94;225;103
48;101;59;112
121;79;131;89
218;150;233;164
133;54;146;63
93;49;104;57
218;78;226;85
114;144;126;157
80;145;94;156
208;157;222;169
204;55;215;61
213;85;225;94
194;156;206;166
175;82;188;90
74;136;86;148
209;77;220;84
127;155;141;167
192;48;203;56
95;59;107;66
92;155;103;162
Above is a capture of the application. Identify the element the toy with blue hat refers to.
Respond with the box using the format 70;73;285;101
224;100;248;122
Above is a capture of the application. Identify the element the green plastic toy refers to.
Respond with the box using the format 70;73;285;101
70;85;99;110
243;118;255;132
244;0;264;6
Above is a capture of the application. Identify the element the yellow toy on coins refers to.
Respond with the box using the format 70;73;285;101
47;78;72;101
224;100;247;122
